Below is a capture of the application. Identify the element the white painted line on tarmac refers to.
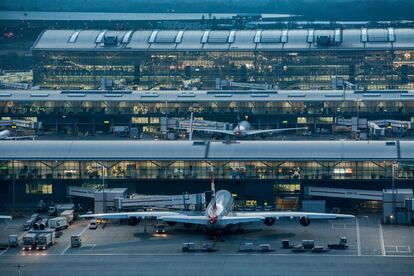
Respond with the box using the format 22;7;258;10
0;248;9;256
378;221;386;256
78;224;89;236
356;217;361;256
60;245;71;255
386;245;411;254
1;252;414;258
60;224;90;255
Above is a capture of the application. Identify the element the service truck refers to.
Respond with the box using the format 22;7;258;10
36;232;54;250
48;217;68;231
48;204;74;216
23;213;40;230
22;233;38;250
60;210;74;224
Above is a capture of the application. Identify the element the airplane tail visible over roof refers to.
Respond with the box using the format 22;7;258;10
210;166;216;197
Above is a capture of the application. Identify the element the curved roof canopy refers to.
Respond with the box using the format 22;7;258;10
0;140;412;161
32;28;414;52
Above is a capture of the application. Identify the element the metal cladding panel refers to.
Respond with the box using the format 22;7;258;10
0;141;207;160
149;43;177;50
33;30;75;50
393;28;414;48
176;30;204;50
203;43;230;50
207;31;230;43
399;141;414;160
281;29;309;50
260;30;283;43
127;30;152;50
230;30;256;50
340;29;364;49
65;30;102;49
207;141;399;161
154;31;179;43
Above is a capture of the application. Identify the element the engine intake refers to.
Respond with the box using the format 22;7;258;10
264;217;276;226
299;216;311;227
128;217;142;226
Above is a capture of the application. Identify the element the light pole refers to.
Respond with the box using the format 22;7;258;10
97;162;106;213
102;163;105;213
391;162;398;224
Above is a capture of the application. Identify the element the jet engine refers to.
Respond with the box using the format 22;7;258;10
128;217;142;226
32;223;39;230
38;219;48;230
264;217;276;226
299;216;311;227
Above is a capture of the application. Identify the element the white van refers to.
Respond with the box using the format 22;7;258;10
89;219;97;230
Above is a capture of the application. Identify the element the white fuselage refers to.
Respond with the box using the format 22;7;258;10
0;130;11;139
205;190;234;229
233;121;251;137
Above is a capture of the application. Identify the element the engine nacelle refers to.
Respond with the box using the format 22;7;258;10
299;216;311;227
128;217;142;226
264;217;276;226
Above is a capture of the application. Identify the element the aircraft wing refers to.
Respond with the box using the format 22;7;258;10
0;215;12;219
2;136;35;140
80;211;181;220
190;128;235;136
234;211;354;220
159;215;209;225
246;127;307;136
219;216;263;224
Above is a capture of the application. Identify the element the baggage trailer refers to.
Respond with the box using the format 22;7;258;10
60;210;74;224
48;217;68;231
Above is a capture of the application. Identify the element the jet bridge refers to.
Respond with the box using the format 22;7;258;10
68;186;205;211
116;193;205;211
305;186;383;201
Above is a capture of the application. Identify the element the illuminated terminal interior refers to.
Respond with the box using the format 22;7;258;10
1;89;414;135
0;140;413;203
32;28;414;90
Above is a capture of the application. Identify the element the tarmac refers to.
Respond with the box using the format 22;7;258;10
0;214;413;275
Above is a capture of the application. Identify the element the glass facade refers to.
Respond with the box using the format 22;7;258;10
1;160;413;181
2;97;414;134
2;99;413;116
33;49;414;90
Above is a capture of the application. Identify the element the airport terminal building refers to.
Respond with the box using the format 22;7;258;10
32;28;414;90
1;89;414;135
0;140;413;206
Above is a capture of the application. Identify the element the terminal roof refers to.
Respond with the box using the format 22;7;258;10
32;28;414;51
1;89;414;102
0;140;411;161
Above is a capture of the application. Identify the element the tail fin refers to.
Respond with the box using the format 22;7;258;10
210;166;216;197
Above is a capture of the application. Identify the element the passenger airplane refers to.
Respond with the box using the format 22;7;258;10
190;120;306;138
81;169;354;231
0;130;35;140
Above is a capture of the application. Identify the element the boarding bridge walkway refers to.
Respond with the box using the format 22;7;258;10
305;186;383;201
68;186;205;211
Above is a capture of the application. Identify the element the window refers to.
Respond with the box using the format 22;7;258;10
131;117;148;124
25;183;53;194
